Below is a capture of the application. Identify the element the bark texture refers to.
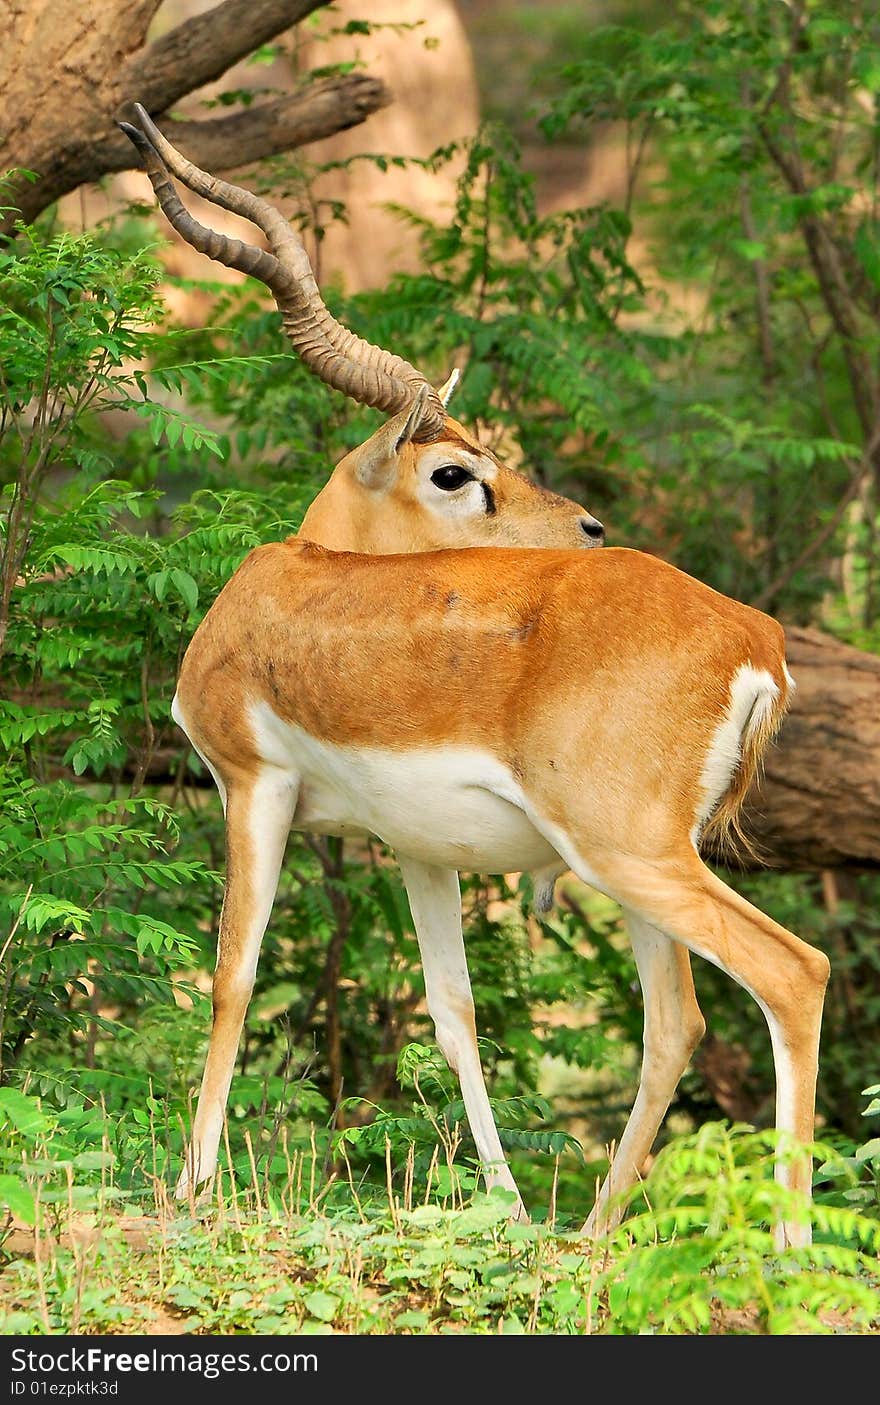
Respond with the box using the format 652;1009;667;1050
0;0;389;233
742;626;880;870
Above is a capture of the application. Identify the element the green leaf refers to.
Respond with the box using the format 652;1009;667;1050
0;1174;36;1225
394;1310;430;1329
170;569;199;613
148;569;170;603
503;1220;540;1243
303;1291;339;1323
72;1150;116;1171
855;1138;880;1163
0;1090;50;1135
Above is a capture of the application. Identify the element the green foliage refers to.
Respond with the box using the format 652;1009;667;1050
541;0;880;625
2;1;880;1335
335;1041;582;1206
816;1083;880;1218
595;1124;880;1334
1;1119;878;1334
0;231;275;1098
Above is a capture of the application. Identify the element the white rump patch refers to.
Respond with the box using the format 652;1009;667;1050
694;663;779;832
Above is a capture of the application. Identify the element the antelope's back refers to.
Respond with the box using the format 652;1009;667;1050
175;540;786;776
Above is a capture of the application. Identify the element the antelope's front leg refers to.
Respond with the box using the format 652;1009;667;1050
397;856;528;1221
176;768;297;1199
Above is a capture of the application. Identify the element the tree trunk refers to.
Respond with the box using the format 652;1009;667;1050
0;0;389;234
741;626;880;870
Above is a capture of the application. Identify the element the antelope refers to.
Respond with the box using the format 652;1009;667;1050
121;106;829;1248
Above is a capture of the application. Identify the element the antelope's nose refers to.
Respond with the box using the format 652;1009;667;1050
580;516;605;545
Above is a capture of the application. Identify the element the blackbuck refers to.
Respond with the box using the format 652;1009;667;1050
122;107;829;1247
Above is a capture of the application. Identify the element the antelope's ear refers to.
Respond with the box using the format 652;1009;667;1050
354;385;430;490
437;367;461;407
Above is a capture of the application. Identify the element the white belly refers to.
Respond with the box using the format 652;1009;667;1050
249;701;560;873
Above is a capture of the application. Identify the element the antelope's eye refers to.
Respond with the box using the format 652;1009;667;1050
430;465;474;491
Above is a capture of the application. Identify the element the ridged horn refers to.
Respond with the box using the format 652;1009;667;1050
119;103;446;440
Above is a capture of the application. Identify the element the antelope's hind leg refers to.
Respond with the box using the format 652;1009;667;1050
583;911;705;1238
176;766;298;1199
398;856;528;1221
567;847;829;1249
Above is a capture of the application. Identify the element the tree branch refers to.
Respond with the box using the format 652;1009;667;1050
147;76;391;173
125;0;326;116
2;75;388;233
113;1;166;55
1;2;396;236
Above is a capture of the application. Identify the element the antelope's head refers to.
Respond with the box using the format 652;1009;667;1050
121;107;603;555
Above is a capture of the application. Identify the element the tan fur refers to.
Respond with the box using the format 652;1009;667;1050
177;544;786;866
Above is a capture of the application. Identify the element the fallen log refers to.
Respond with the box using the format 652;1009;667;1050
743;626;880;870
